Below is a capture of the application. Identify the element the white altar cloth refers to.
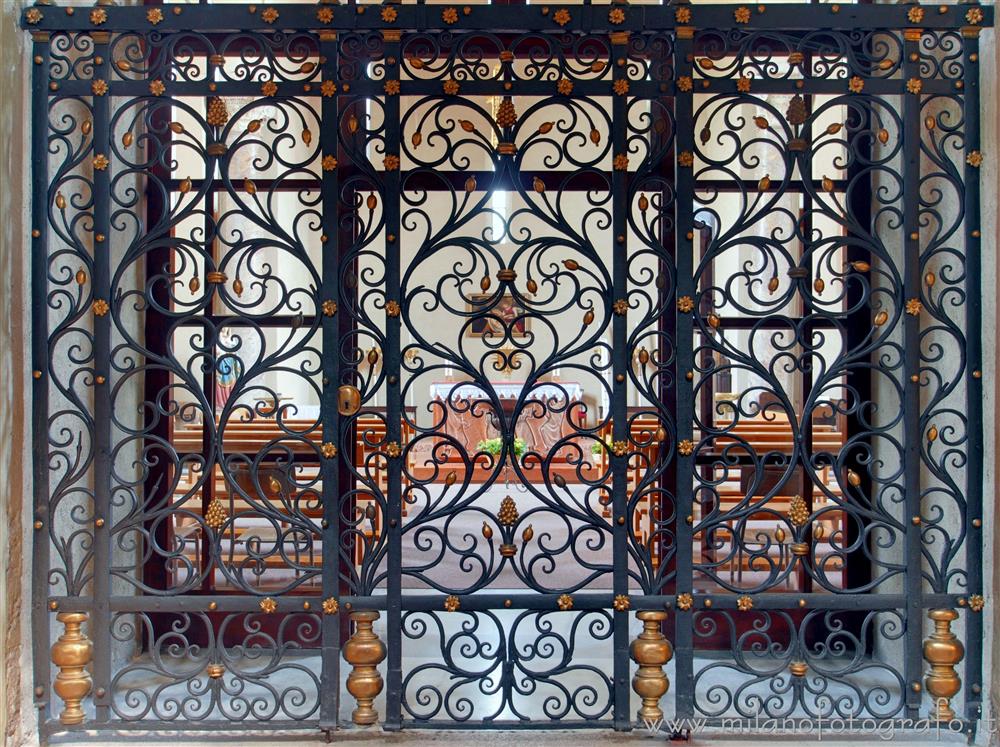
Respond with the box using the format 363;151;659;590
430;381;583;402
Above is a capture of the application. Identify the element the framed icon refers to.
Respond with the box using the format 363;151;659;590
466;294;529;338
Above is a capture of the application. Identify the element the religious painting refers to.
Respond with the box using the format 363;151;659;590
465;293;529;338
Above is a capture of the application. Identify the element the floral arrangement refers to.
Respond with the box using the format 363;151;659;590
476;437;527;458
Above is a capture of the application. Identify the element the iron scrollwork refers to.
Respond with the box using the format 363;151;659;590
24;2;989;738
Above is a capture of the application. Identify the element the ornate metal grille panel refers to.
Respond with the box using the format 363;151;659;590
24;2;991;740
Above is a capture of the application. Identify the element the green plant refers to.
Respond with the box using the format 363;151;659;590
591;441;605;455
476;436;527;458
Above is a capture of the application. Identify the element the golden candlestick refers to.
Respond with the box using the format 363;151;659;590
923;608;964;722
343;610;386;726
630;610;672;724
51;612;93;725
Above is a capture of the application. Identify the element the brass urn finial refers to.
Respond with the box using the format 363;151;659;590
51;612;93;725
630;610;672;724
923;608;964;721
343;610;387;725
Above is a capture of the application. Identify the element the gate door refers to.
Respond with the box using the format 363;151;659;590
25;1;991;739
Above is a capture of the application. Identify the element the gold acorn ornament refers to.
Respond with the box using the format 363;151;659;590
204;498;228;531
786;94;808;126
788;495;810;527
206;96;229;128
497;495;519;526
495;97;517;129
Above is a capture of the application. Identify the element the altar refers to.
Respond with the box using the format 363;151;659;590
428;380;585;459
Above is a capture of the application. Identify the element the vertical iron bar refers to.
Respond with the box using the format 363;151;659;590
672;23;696;724
843;62;875;599
653;42;678;601
198;168;216;595
610;28;630;731
382;30;403;732
319;28;342;732
960;23;983;729
30;28;52;724
90;29;112;724
901;27;924;720
141;51;173;599
797;100;815;597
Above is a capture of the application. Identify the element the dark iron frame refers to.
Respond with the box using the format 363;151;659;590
24;1;991;740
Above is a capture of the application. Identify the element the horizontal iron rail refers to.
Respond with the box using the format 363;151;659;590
156;176;852;194
41;80;973;97
39;716;979;736
20;3;993;32
44;592;969;612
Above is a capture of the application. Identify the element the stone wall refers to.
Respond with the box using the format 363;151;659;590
1;1;33;744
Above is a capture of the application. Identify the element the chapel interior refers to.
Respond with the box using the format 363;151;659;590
154;51;855;608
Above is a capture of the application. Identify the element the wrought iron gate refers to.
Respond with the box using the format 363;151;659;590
25;1;991;740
